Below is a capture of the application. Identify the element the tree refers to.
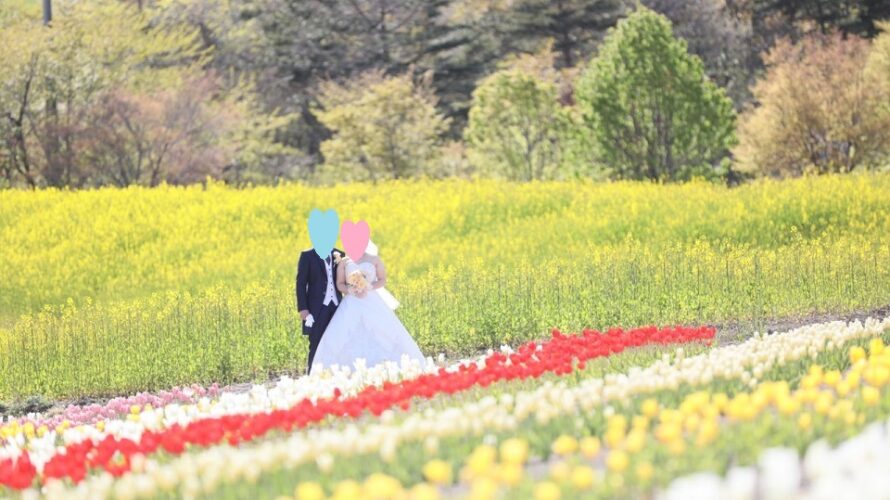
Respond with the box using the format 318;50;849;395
643;0;756;105
82;74;289;187
735;33;890;177
465;47;576;181
0;0;289;188
574;8;737;182
502;0;629;68
313;70;450;182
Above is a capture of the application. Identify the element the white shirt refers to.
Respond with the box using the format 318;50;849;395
322;256;339;306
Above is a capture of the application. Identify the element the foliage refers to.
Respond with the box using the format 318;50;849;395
499;0;628;68
0;0;290;188
643;0;756;105
575;8;737;182
313;71;451;182
464;48;579;181
735;33;890;177
1;175;890;397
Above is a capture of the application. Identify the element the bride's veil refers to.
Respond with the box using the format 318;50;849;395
366;240;399;310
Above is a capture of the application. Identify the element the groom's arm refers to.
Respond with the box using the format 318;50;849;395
296;251;309;314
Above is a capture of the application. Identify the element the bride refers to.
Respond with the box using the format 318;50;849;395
310;241;425;374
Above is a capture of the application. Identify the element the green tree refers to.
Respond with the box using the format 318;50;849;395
314;70;450;182
575;8;737;182
465;47;577;181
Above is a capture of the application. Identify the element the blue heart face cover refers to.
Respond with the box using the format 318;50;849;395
307;208;340;259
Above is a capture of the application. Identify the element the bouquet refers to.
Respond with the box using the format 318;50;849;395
347;269;371;295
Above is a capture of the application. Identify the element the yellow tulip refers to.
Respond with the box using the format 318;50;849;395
295;481;325;500
862;386;881;406
579;436;601;459
641;398;660;418
499;438;528;465
635;462;654;482
422;460;453;485
551;435;578;456
408;483;440;500
363;474;402;499
570;466;596;490
606;450;629;473
798;413;813;430
850;345;867;364
534;481;561;500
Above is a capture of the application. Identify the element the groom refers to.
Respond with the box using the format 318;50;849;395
296;246;343;373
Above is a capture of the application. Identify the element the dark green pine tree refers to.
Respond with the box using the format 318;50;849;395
505;0;629;68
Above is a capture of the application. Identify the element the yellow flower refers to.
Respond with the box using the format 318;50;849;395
798;413;813;430
604;426;625;448
712;393;729;411
408;484;440;500
468;478;498;500
606;450;629;473
777;395;800;416
863;364;890;387
295;481;325;500
655;422;681;443
667;439;687;456
870;338;885;356
130;405;141;415
466;445;497;477
641;398;660;418
570;466;596;490
499;438;528;465
579;436;601;459
623;429;647;453
423;460;453;485
814;391;834;415
635;462;654;482
683;413;701;433
823;370;841;387
695;419;719;447
332;480;362;500
497;463;523;486
850;345;867;364
551;435;578;456
534;481;561;500
607;414;628;431
631;415;650;430
363;473;402;499
862;386;881;406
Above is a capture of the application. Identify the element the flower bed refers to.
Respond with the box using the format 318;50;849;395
0;325;714;492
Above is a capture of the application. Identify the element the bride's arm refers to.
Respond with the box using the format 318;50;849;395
373;257;387;289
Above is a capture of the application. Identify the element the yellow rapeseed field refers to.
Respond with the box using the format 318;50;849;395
1;175;889;398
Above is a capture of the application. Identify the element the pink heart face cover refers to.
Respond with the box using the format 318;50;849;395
341;220;370;260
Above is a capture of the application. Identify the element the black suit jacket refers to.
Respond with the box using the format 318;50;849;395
295;248;344;335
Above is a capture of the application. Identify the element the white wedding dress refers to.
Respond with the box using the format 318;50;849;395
310;260;424;374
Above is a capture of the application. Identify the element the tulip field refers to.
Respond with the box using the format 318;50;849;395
3;174;890;498
2;317;890;499
2;175;890;399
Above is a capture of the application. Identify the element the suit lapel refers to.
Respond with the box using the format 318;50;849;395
315;252;326;280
